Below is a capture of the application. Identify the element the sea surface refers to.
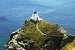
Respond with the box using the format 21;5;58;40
0;0;75;50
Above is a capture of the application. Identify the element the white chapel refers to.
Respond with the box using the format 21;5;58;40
30;12;42;21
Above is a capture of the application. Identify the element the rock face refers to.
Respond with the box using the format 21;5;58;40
61;35;75;50
5;18;75;50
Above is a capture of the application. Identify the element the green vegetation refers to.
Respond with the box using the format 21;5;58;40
61;39;75;50
20;20;49;49
19;19;67;49
71;39;75;47
38;20;58;34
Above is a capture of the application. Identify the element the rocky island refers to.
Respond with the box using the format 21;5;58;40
5;12;75;50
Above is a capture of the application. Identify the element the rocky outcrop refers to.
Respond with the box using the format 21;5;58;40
61;37;75;50
5;19;75;50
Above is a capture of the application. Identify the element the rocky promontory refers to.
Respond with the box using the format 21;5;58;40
5;12;75;50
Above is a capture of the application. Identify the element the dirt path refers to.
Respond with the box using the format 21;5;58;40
36;23;45;35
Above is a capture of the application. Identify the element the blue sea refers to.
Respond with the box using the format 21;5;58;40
0;0;75;50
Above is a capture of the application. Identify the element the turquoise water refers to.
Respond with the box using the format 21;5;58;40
0;0;75;50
